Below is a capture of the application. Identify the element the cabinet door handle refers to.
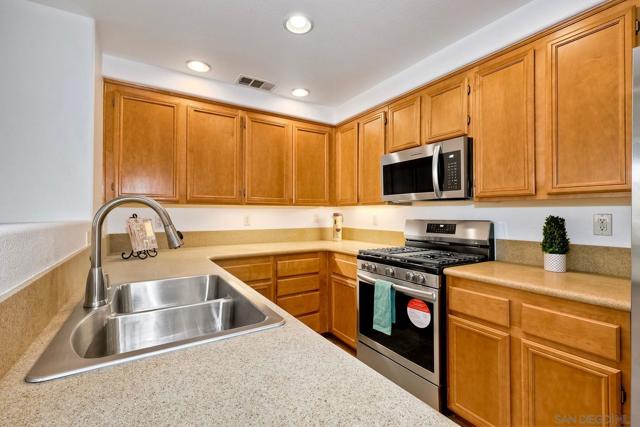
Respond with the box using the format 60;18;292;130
467;115;471;125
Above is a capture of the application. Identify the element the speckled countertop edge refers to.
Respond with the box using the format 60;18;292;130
444;261;630;311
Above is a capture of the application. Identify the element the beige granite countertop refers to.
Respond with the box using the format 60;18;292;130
444;261;631;311
0;240;456;427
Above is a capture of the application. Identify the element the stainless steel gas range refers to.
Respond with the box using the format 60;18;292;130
356;219;494;411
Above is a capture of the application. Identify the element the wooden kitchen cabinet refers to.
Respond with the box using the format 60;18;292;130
276;252;328;333
293;122;331;205
244;113;292;205
185;103;243;204
329;253;358;349
448;315;511;427
546;8;633;194
447;276;630;426
358;108;387;204
421;72;470;144
335;120;359;205
473;49;536;198
216;256;275;301
387;95;421;152
521;339;621;427
329;274;357;349
105;84;185;202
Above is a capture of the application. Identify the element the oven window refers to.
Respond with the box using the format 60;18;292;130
359;282;436;373
382;156;433;196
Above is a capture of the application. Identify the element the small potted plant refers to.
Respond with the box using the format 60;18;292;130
541;215;570;273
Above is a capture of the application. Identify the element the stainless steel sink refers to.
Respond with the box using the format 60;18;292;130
26;274;285;382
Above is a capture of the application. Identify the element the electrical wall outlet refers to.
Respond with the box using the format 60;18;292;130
243;215;251;227
593;213;612;236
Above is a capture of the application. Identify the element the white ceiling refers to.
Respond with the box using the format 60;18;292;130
31;0;534;106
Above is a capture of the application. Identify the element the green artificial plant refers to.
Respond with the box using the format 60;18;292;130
541;215;570;255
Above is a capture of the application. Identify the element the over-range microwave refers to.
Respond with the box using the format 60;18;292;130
381;136;472;203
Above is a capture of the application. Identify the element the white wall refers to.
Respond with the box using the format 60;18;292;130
0;0;97;222
102;55;335;124
106;201;631;248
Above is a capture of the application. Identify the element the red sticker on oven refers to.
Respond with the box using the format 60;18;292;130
407;299;431;328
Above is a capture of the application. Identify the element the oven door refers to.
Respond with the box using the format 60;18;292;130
381;136;469;202
357;271;440;385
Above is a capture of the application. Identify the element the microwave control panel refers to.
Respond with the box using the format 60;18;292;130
442;151;461;191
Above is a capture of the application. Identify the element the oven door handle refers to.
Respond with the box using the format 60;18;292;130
357;273;437;302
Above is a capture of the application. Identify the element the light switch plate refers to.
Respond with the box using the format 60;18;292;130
593;213;612;236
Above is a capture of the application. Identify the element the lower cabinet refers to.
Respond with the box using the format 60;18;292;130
330;274;357;349
446;276;629;427
275;252;328;333
329;253;358;349
216;256;275;301
448;315;511;427
521;339;621;427
219;251;359;342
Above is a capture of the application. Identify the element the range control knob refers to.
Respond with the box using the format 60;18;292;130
415;274;426;284
405;272;415;281
384;267;395;277
369;264;377;273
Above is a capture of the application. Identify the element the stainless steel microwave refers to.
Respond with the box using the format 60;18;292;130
381;136;471;202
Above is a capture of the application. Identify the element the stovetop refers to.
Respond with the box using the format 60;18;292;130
357;246;487;274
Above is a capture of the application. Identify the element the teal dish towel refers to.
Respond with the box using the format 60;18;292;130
372;279;396;335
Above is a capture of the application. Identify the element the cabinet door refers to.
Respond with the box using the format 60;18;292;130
185;104;243;204
245;113;292;205
521;339;621;427
293;123;331;205
330;274;357;349
474;49;535;198
109;88;184;202
448;315;511;427
335;121;359;205
358;109;387;204
387;95;421;152
422;73;469;143
547;9;632;194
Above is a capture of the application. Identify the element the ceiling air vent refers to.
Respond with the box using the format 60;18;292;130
236;75;275;91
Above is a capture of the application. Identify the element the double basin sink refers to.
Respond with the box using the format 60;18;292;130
26;274;285;382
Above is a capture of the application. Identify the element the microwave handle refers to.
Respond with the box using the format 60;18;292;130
357;273;437;302
432;144;442;199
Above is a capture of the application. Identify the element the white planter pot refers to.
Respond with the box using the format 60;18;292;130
544;253;567;273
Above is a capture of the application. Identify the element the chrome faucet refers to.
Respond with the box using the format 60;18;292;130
84;195;183;308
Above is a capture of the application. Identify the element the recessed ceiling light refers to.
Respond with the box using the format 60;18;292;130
284;14;313;34
186;60;211;73
291;88;310;97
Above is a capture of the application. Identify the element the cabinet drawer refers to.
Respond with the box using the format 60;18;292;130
298;312;321;332
277;275;320;297
247;279;273;301
449;287;510;327
276;255;320;277
330;253;357;279
217;257;273;282
277;291;320;316
521;304;620;362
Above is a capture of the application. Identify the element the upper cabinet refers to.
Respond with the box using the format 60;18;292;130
387;95;421;153
293;123;331;205
244;113;292;205
546;8;633;194
358;108;387;204
335;120;359;205
421;72;470;144
185;103;243;204
105;85;185;202
474;49;536;198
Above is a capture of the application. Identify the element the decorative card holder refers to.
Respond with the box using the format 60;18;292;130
122;213;159;260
